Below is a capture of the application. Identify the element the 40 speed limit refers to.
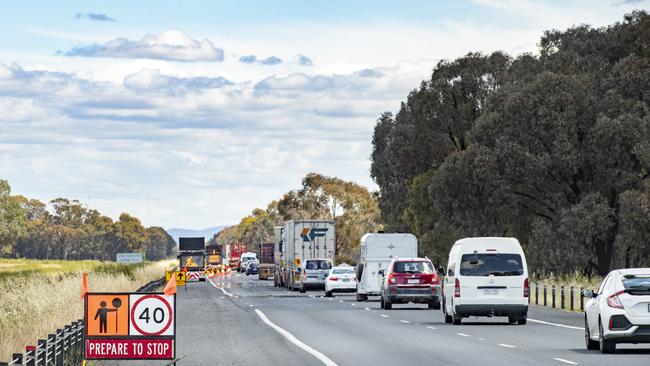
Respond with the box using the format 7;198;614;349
129;294;175;336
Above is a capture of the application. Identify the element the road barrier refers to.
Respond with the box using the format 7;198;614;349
1;276;165;366
530;283;585;312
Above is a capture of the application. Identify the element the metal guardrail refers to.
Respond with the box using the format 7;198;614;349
1;277;165;366
530;282;585;312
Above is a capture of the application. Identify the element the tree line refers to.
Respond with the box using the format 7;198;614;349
214;173;380;264
370;11;650;276
0;179;176;261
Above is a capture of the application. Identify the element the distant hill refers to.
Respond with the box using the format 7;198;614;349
167;226;229;245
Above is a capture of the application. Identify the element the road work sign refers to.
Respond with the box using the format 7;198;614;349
85;292;175;360
165;271;186;286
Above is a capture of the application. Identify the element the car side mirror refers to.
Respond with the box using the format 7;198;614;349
582;289;595;299
378;269;385;276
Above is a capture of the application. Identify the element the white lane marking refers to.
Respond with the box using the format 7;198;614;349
553;358;578;365
339;300;344;303
351;303;356;306
254;309;337;366
456;333;470;337
365;307;371;311
426;326;437;330
208;278;234;297
220;296;225;299
328;298;333;301
528;318;583;330
249;304;254;307
498;344;516;348
400;320;410;324
381;314;389;318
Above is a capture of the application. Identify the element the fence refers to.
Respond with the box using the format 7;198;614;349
529;282;586;312
1;277;165;366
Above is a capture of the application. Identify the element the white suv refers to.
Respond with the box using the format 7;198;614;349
584;268;650;353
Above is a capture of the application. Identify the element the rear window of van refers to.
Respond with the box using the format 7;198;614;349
459;254;524;276
305;260;332;270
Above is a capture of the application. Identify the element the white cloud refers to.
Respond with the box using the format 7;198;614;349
63;30;225;62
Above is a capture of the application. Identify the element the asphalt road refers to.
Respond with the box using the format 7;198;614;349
101;272;650;366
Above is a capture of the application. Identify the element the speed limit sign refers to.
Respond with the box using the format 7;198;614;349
129;294;175;336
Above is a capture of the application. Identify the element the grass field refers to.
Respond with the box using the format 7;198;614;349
0;258;176;362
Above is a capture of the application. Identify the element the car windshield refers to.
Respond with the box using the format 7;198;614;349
306;260;332;270
459;253;524;276
332;268;354;275
392;261;434;274
623;275;650;294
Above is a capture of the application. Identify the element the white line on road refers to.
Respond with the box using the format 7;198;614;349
400;320;410;324
528;318;583;330
350;303;356;306
426;326;437;330
254;309;337;366
249;304;254;307
339;300;344;303
208;278;234;297
498;344;516;348
381;314;389;318
456;333;470;337
553;358;578;365
365;307;370;311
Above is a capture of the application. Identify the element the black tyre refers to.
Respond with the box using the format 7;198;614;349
508;315;517;324
356;263;364;281
380;295;385;309
585;317;599;350
517;317;527;325
452;313;462;325
325;290;333;297
428;301;441;310
356;292;367;302
599;320;616;354
384;298;393;310
445;313;453;324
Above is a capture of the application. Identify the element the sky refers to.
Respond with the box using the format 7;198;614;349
0;0;647;230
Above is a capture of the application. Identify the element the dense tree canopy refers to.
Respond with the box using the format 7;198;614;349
216;173;380;263
0;179;176;260
371;11;650;276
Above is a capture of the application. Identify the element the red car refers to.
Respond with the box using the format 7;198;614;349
379;258;441;310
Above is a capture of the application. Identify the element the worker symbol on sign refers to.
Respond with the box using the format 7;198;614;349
86;294;129;336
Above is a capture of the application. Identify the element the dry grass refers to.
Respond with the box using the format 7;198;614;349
530;272;603;312
0;260;176;361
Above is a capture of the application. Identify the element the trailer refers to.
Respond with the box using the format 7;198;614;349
178;237;206;281
281;220;335;291
258;243;274;280
273;226;284;287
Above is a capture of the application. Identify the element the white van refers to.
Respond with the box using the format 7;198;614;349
356;233;418;301
239;252;257;272
442;237;529;325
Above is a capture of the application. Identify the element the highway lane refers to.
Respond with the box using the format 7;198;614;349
102;272;650;365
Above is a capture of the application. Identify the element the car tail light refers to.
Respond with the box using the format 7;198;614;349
454;278;461;298
302;271;307;279
607;290;625;309
524;278;529;298
388;274;396;284
329;277;339;281
432;274;439;285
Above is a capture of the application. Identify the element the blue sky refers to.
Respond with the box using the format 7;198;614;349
0;0;647;229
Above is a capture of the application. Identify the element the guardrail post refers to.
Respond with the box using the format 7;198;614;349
47;334;56;365
55;329;63;366
25;348;35;366
12;353;23;366
580;287;585;312
64;325;71;361
560;286;565;309
551;285;556;308
570;287;575;311
535;283;539;305
37;340;46;366
543;285;547;306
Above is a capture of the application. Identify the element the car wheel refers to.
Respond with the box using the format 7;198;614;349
517;317;527;325
428;301;440;310
508;315;517;324
380;294;385;309
585;317;599;350
452;312;462;325
300;285;306;294
325;290;333;297
599;320;616;354
356;293;367;302
384;298;393;310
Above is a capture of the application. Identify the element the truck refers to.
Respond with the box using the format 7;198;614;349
355;233;418;301
280;220;335;291
229;242;246;270
258;242;274;280
178;237;206;281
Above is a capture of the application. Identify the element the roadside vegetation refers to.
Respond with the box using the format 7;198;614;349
0;259;174;361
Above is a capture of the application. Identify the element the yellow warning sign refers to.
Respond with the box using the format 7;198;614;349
165;271;186;286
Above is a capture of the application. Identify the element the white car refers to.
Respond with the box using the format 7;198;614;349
325;266;357;297
584;268;650;353
442;237;529;325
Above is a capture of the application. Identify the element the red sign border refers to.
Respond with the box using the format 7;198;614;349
130;294;174;336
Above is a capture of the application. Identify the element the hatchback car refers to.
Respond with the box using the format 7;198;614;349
584;268;650;353
325;266;357;297
379;258;440;310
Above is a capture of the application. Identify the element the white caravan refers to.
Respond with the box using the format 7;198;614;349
355;233;418;301
442;237;529;325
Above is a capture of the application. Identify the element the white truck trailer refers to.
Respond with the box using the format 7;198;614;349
355;233;418;301
281;220;336;291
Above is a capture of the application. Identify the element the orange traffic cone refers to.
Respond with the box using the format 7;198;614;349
164;272;177;296
80;272;90;300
